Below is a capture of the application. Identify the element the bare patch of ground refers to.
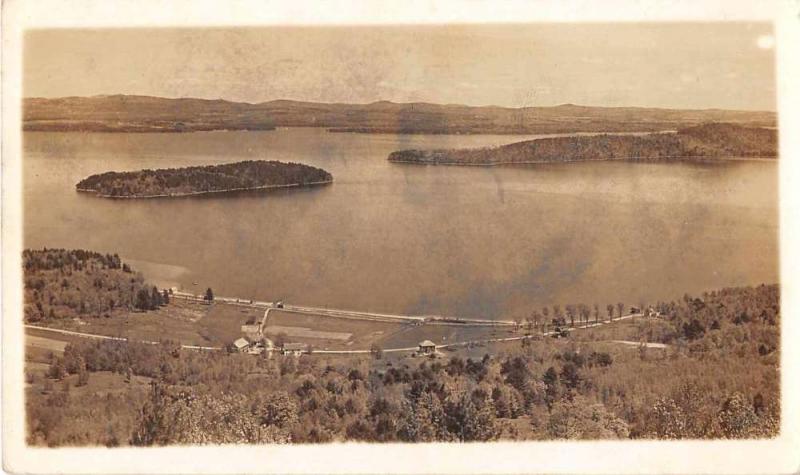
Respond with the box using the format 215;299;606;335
265;310;406;350
263;325;352;341
26;335;68;353
27;299;211;346
197;303;264;345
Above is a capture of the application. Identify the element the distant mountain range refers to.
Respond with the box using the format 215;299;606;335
23;94;777;134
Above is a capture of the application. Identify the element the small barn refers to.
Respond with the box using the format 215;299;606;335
281;342;308;356
232;337;250;352
645;307;661;318
418;340;436;354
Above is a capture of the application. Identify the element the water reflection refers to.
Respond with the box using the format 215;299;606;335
24;128;779;319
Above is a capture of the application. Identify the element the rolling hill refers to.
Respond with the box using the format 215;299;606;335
23;95;777;134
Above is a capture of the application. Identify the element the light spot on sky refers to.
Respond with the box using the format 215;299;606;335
757;34;775;50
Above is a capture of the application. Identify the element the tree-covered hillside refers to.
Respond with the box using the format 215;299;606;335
27;283;779;445
23;248;165;323
23;95;776;135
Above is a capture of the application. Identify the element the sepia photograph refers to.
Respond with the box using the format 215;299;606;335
3;1;800;474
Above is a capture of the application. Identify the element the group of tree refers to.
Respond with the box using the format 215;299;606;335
135;286;170;311
22;248;165;322
518;301;629;334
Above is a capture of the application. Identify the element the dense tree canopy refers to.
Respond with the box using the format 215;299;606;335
26;283;779;446
388;123;777;165
76;160;332;198
23;248;162;322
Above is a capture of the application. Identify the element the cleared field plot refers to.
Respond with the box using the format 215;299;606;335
156;300;208;322
26;327;88;363
26;300;265;347
26;362;51;373
197;302;265;345
265;310;406;350
377;323;517;349
75;313;205;345
266;310;529;351
28;299;211;346
574;319;638;340
26;345;59;364
574;317;671;344
263;325;352;341
26;335;68;353
26;327;90;344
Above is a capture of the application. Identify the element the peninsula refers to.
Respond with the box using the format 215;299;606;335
76;160;333;198
387;123;778;166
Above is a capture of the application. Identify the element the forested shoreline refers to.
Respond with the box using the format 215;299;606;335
388;123;777;165
76;160;332;198
25;250;780;446
23;248;167;323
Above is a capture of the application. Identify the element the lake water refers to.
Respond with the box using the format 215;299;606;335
23;128;779;319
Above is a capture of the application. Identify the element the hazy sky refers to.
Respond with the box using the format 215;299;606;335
24;23;776;110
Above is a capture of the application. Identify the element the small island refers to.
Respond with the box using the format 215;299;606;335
388;123;778;166
76;160;333;198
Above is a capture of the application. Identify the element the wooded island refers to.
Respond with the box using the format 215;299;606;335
76;160;333;198
388;123;777;166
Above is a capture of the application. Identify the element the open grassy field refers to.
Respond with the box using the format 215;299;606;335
25;299;666;356
26;299;268;347
264;310;407;350
573;318;641;341
25;345;59;365
27;334;68;352
573;316;673;344
29;300;410;350
196;302;264;345
29;299;210;345
377;323;519;349
25;328;88;363
263;310;528;351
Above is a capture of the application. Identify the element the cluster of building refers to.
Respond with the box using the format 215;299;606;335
228;301;443;357
631;306;662;318
229;336;441;357
232;337;309;356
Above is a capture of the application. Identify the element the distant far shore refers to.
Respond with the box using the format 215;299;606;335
23;95;776;135
23;121;277;134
